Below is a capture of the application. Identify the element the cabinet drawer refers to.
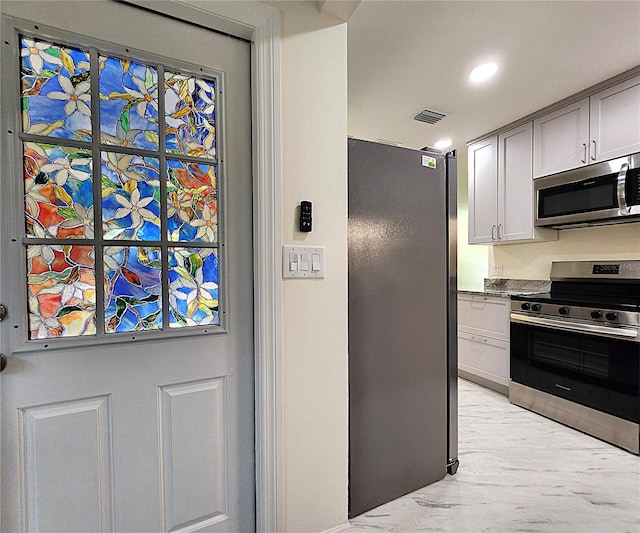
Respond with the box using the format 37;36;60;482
458;295;509;341
458;332;509;387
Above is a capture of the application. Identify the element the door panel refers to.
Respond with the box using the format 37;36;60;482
20;396;113;532
0;2;254;531
159;379;228;530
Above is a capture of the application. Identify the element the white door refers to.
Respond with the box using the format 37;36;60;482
0;2;254;532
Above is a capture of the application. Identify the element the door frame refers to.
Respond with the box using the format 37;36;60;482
0;1;283;531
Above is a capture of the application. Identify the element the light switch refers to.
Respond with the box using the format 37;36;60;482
300;253;309;271
289;252;298;271
283;245;325;278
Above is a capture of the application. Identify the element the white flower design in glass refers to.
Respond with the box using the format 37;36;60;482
46;76;91;117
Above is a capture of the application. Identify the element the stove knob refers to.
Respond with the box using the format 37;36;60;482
591;310;602;319
606;312;618;321
531;304;541;312
520;303;531;311
559;307;570;315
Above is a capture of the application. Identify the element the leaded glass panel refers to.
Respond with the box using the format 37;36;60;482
99;55;159;150
168;248;219;327
103;246;163;333
26;244;96;339
101;152;160;240
166;159;217;242
24;142;93;239
165;72;216;158
21;37;91;141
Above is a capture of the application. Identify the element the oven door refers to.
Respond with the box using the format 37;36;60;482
510;315;640;423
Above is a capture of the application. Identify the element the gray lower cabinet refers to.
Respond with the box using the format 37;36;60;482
457;293;510;395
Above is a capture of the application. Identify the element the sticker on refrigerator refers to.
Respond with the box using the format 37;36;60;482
422;155;437;169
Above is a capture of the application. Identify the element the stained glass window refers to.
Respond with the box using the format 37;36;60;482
104;246;163;332
101;152;161;240
166;159;217;242
27;245;96;339
99;56;159;151
24;142;93;239
168;248;219;327
17;34;222;342
21;38;92;141
165;72;216;158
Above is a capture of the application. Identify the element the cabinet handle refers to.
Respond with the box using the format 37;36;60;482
491;224;497;240
581;143;587;164
497;223;503;240
591;140;597;161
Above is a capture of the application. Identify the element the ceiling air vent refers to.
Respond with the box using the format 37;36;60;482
414;108;447;125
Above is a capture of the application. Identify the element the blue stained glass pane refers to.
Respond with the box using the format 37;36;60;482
99;55;159;150
168;248;219;327
101;152;160;240
21;37;91;141
104;246;162;333
165;72;216;159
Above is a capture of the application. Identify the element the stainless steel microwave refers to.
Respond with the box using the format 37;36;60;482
534;153;640;228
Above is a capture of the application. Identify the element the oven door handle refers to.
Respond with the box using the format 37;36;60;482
510;313;638;340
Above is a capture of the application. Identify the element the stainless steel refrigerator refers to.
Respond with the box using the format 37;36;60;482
348;138;458;518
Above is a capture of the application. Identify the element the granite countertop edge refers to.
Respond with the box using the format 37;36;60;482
458;278;551;298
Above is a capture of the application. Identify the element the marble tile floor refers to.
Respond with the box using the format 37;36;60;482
348;378;640;533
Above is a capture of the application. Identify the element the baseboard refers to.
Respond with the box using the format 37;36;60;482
458;369;509;396
323;522;351;533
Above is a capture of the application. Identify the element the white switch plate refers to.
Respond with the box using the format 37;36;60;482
492;264;504;276
283;245;325;278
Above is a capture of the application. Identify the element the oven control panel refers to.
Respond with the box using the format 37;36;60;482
511;300;639;327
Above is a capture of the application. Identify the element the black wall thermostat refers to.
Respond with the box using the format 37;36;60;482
299;201;312;232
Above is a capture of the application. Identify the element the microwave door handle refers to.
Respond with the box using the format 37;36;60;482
617;162;629;215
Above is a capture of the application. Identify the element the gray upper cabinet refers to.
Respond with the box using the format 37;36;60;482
533;98;590;178
468;123;557;245
534;75;640;178
468;136;498;244
589;75;640;163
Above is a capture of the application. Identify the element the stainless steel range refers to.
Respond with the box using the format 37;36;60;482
509;260;640;454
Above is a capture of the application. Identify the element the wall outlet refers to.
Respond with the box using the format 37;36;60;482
492;264;503;276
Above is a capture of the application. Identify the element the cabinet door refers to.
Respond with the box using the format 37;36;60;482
533;98;589;178
468;137;498;244
590;75;640;162
498;123;533;241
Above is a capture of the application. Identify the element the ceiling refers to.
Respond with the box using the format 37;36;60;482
347;0;640;152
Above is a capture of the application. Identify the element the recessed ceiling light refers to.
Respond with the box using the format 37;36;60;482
434;138;452;150
469;62;499;83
